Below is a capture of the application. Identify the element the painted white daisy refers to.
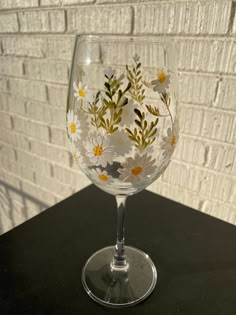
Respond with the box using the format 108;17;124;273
67;110;81;142
110;130;132;156
118;153;156;184
85;134;114;167
133;53;140;63
104;67;116;79
151;69;170;94
73;81;88;101
70;142;84;166
160;121;178;158
90;168;112;184
120;99;136;127
77;108;89;131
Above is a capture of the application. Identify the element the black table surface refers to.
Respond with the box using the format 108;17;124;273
0;184;236;315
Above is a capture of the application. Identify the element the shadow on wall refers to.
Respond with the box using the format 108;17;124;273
0;180;49;235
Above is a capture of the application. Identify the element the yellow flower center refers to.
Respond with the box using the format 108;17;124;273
157;71;166;84
170;135;176;145
73;153;78;161
98;174;108;181
131;166;143;176
93;145;103;156
70;122;76;134
78;88;86;98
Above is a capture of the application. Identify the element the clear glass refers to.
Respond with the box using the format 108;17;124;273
66;35;179;307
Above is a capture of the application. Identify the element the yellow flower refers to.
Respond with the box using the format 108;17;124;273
73;81;88;100
131;166;143;176
157;70;167;84
86;134;114;167
151;69;170;94
90;168;112;184
118;153;156;184
161;121;179;158
66;110;81;142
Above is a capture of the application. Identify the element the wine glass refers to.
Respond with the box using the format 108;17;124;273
66;35;178;308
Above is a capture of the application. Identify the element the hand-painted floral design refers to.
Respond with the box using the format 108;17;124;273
85;134;114;167
90;168;112;184
110;130;132;155
120;99;136;127
160;120;178;158
151;69;170;94
68;53;178;187
70;142;84;165
73;81;88;101
76;109;88;131
118;153;156;184
133;53;140;63
67;110;81;142
104;67;116;79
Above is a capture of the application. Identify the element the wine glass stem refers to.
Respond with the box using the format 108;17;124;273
112;195;128;269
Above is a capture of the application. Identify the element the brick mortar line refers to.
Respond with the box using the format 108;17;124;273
2;118;236;151
0;2;234;37
1;68;236;82
178;133;236;149
1;158;234;210
179;70;236;80
1;73;236;101
179;132;236;150
1;121;235;161
180;102;236;116
1;133;236;183
2;106;236;153
152;178;236;212
2;118;235;181
148;181;236;212
3;111;61;129
0;129;71;162
0;134;66;159
0;135;67;164
177;132;236;150
0;108;66;122
160;177;236;209
2;105;236;145
0;157;76;192
0;0;233;12
94;0;233;3
0;34;235;41
0;169;62;199
1;55;236;77
1;147;85;186
1;149;235;207
0;31;235;37
172;155;236;179
179;69;236;77
131;32;236;38
0;74;68;87
159;179;236;208
0;56;70;65
0;139;84;177
0;3;129;15
0;33;75;38
0;91;66;108
50;162;86;178
0;77;68;90
168;158;236;181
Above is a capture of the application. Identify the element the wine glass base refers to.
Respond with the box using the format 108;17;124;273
82;246;157;308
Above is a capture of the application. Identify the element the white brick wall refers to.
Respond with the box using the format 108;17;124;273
0;0;236;234
18;10;66;33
